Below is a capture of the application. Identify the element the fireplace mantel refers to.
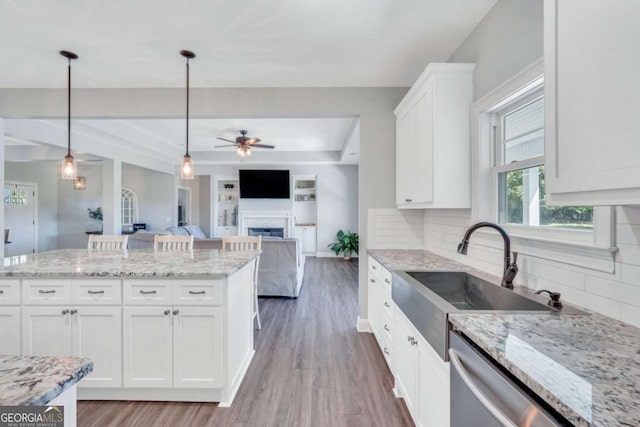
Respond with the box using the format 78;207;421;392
238;211;294;238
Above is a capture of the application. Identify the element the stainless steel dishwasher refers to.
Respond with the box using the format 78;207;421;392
449;332;570;427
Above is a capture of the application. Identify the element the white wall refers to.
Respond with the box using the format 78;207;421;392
197;164;359;253
57;163;103;248
5;161;59;252
122;163;176;231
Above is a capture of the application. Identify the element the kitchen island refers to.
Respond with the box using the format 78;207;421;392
0;248;259;406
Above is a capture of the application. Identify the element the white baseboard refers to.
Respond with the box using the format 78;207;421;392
316;251;360;259
356;316;371;332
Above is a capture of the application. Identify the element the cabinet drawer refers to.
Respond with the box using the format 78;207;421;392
380;270;392;293
0;280;20;305
368;257;383;279
123;280;172;305
22;280;71;305
72;280;122;305
381;308;394;348
173;280;222;306
379;329;393;371
381;293;393;318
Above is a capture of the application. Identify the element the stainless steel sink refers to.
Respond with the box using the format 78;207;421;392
392;270;585;361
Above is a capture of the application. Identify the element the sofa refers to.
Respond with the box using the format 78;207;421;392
128;226;305;297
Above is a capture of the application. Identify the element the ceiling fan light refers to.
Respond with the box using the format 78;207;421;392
237;147;245;157
181;154;194;180
245;147;252;156
61;154;77;180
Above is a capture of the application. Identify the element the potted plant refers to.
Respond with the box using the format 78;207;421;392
328;230;359;261
87;207;103;233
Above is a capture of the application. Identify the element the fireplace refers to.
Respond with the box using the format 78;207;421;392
248;227;285;238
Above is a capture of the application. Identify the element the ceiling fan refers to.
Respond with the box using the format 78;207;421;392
215;130;275;157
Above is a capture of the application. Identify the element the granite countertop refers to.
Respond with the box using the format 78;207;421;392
367;249;640;427
0;355;93;406
0;248;260;278
449;313;640;427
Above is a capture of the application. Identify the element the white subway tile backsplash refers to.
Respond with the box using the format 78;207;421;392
620;263;640;287
621;304;640;327
585;275;640;307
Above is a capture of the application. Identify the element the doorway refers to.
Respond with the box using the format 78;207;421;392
4;182;37;256
177;187;191;226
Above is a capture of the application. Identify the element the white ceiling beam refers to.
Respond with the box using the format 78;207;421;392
189;149;341;165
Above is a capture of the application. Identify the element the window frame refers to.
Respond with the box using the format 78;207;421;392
471;58;616;273
121;187;139;227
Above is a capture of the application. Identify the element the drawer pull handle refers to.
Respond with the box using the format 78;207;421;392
384;324;390;331
372;265;377;270
188;290;206;295
383;348;390;355
139;290;157;295
173;309;180;315
39;290;56;294
88;290;105;295
369;278;375;283
384;302;390;308
385;279;390;284
405;198;412;202
0;290;4;294
61;309;69;315
164;310;170;315
70;309;77;315
408;337;418;346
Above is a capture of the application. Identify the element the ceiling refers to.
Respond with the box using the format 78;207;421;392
0;0;497;88
4;117;360;169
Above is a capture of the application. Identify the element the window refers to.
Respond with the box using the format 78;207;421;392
121;188;138;226
492;91;593;230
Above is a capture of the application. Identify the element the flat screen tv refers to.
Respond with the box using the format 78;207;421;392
239;170;290;199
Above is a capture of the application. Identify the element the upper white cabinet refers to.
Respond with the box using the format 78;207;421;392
395;63;474;209
544;0;640;205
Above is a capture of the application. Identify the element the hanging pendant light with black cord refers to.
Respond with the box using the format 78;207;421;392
180;50;196;180
60;50;79;180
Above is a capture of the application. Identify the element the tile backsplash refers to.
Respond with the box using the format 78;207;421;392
368;206;640;328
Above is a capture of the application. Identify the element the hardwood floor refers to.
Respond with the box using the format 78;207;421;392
78;258;414;426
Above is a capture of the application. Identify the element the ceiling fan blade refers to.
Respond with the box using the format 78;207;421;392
246;138;261;145
214;144;238;148
252;144;275;149
216;137;236;143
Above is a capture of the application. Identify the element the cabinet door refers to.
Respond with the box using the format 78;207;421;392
123;307;173;388
394;309;419;420
0;307;21;355
368;273;380;339
545;0;640;205
73;307;122;388
173;307;223;389
396;109;415;205
302;227;316;254
412;89;434;204
22;307;73;356
418;335;450;427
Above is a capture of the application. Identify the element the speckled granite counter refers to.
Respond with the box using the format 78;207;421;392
449;313;640;427
0;248;260;278
0;355;93;406
368;249;640;426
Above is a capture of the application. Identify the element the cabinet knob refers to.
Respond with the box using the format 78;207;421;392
0;290;4;294
70;309;77;315
369;278;375;283
372;265;377;270
405;198;412;203
385;278;390;284
173;309;180;315
384;302;390;308
383;348;390;355
61;309;69;315
384;324;390;331
164;310;170;315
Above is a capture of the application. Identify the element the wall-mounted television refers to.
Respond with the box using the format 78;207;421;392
239;170;290;199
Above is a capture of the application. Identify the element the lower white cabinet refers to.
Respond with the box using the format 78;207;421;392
123;306;223;389
22;306;122;388
393;305;450;427
0;307;21;355
294;226;317;255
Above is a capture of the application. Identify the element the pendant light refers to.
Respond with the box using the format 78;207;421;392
180;50;196;180
60;50;79;179
73;177;86;190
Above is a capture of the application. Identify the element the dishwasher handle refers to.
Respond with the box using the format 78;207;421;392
448;348;518;427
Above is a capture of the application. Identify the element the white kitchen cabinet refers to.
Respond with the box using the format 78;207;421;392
394;304;450;427
22;307;73;356
393;306;420;421
173;306;223;389
123;306;173;388
73;307;122;388
294;226;316;255
544;0;640;205
0;307;21;355
394;63;474;209
216;226;238;238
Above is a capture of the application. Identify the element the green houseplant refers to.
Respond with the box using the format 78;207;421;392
328;230;359;261
87;207;103;233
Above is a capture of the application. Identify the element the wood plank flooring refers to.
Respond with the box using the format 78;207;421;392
77;258;414;427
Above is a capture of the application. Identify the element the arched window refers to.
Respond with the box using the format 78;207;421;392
121;188;138;226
